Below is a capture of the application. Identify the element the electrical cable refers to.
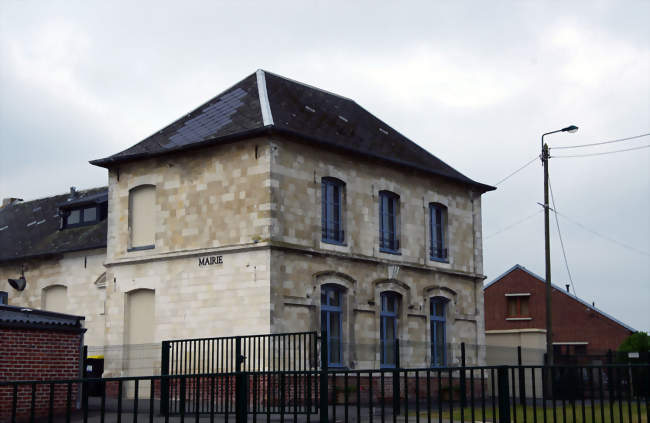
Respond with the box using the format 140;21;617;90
549;178;576;297
551;133;650;150
484;209;543;240
493;155;539;186
554;210;650;257
552;144;650;158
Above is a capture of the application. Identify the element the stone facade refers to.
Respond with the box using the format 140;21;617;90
2;131;488;375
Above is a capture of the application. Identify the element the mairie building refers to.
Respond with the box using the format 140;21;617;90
0;70;494;376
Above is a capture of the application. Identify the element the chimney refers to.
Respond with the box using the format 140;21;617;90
565;284;570;293
69;187;78;200
1;198;23;208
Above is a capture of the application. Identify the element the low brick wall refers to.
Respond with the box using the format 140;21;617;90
0;327;82;422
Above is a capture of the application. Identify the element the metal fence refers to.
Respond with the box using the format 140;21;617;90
1;363;648;422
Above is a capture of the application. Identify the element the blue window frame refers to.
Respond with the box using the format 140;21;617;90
430;203;448;261
379;191;399;253
380;292;400;368
321;285;343;366
430;297;447;367
322;178;345;244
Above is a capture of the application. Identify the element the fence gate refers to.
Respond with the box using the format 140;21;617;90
160;331;319;417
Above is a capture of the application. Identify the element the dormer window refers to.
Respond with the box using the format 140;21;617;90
62;205;101;228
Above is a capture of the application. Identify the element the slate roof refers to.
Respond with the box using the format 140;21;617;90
484;264;636;333
91;70;494;192
0;304;85;332
0;187;108;263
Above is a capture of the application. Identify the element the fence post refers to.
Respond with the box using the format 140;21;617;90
320;331;329;423
518;345;526;405
235;336;246;423
393;338;401;415
460;342;467;407
497;366;511;423
161;341;170;416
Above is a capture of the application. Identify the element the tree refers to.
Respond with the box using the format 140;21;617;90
618;332;650;353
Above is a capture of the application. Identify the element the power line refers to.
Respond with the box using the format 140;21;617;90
493;155;539;186
549;178;576;297
551;133;650;150
552;144;650;158
554;210;650;257
484;209;543;240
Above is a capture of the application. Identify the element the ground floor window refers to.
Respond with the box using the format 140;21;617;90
430;297;447;367
380;292;400;367
321;285;343;366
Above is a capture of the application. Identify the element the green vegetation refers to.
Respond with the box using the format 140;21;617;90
415;402;647;423
619;332;650;355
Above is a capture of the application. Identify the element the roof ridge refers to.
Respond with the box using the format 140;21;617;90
256;70;274;126
1;186;108;206
261;69;354;102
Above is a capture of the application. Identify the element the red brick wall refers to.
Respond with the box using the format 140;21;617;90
484;267;633;353
0;327;82;422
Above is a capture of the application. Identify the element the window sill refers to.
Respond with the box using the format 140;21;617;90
322;239;347;246
429;257;449;263
127;245;155;252
379;248;401;255
506;317;532;321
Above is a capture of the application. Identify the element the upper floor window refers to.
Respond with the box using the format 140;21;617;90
506;294;530;318
379;191;400;253
430;297;448;367
61;204;105;229
430;203;448;261
321;178;345;244
380;291;400;368
321;284;343;366
129;185;156;250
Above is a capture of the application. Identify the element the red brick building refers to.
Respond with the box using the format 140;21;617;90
484;264;635;361
0;304;85;421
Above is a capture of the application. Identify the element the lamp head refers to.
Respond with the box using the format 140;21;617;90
8;277;26;291
562;125;579;133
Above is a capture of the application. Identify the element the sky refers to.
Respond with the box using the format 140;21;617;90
1;0;648;332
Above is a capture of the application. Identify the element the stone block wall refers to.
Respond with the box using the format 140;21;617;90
0;249;107;346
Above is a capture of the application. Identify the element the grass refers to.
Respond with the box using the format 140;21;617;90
415;401;647;423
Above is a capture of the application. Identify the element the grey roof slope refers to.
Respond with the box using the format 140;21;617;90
0;187;107;263
91;70;494;192
484;264;636;333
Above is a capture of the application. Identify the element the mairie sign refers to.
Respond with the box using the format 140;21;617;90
198;255;223;266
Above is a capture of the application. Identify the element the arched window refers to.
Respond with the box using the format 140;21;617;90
321;177;345;244
380;291;400;367
430;297;448;367
129;185;156;250
42;285;68;313
429;203;448;261
379;191;400;253
321;284;343;366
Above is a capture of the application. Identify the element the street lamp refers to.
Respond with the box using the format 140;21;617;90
541;125;578;367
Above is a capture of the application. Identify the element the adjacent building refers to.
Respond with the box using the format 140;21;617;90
2;70;494;376
484;264;635;363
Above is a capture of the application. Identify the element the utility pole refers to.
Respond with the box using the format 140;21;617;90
540;125;578;368
542;141;553;366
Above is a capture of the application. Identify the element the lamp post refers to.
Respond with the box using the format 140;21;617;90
541;125;578;367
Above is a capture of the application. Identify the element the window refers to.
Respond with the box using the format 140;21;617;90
430;297;447;367
321;285;343;366
506;296;530;317
129;185;156;250
379;191;399;253
429;203;448;261
42;285;68;313
380;292;400;367
61;202;106;229
321;178;345;244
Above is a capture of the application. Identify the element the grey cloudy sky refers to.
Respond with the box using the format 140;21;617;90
1;0;648;332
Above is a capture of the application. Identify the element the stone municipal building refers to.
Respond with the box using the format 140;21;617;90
0;70;494;375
